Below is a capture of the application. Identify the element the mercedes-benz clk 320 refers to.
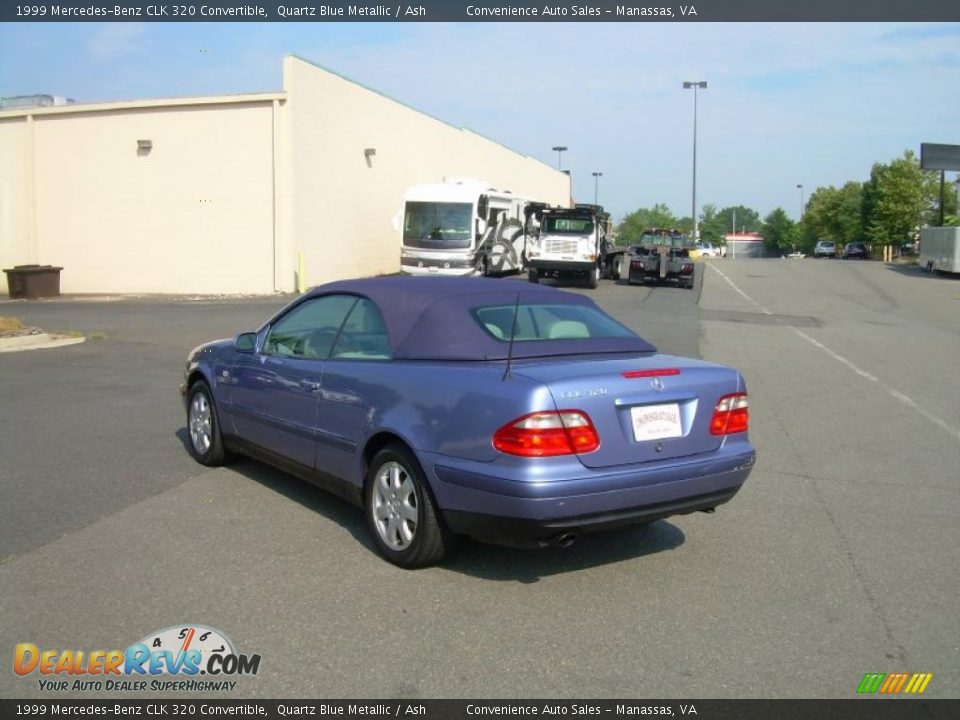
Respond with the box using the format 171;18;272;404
181;277;755;568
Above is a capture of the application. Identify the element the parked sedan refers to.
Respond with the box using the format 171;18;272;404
813;240;837;258
842;242;870;259
181;277;755;567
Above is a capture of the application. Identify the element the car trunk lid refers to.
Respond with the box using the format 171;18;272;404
513;354;742;469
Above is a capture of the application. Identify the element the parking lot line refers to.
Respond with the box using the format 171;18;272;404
709;263;960;445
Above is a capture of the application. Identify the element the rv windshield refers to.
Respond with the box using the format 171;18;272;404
542;216;594;235
403;202;473;250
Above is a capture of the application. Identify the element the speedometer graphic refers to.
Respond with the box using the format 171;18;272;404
138;624;235;672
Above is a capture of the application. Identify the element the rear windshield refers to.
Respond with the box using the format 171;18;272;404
473;303;636;342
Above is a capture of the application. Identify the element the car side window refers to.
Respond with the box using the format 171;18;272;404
264;295;358;359
330;298;392;360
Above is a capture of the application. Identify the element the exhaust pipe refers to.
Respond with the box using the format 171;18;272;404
700;507;716;514
553;532;578;548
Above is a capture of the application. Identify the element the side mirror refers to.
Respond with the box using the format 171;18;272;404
235;332;257;353
476;219;488;236
391;213;401;233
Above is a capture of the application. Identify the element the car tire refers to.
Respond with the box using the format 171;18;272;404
186;380;230;467
365;444;451;569
528;269;539;284
587;265;600;289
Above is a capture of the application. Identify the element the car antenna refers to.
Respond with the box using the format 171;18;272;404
502;291;521;381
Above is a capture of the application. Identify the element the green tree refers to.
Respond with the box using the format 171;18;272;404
697;203;726;244
925;175;959;226
762;208;797;254
617;203;680;244
863;150;934;246
717;205;761;235
801;181;865;252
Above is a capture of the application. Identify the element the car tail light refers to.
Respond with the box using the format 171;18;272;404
623;368;681;379
710;393;749;435
493;410;600;457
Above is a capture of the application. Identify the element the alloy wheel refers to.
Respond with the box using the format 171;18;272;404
189;392;212;454
372;461;419;550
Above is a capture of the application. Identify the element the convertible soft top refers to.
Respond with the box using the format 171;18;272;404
309;276;657;361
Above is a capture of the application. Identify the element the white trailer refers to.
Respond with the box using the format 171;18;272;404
919;227;960;275
398;179;530;277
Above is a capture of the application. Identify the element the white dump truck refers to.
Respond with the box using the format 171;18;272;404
398;179;530;277
524;204;627;289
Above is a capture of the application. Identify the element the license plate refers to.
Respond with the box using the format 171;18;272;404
631;403;682;442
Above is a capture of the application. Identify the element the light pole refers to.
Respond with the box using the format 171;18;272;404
552;145;568;170
682;80;707;241
795;184;804;254
592;172;603;205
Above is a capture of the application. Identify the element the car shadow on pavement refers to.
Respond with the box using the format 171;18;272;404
173;427;373;544
176;428;687;581
443;523;685;583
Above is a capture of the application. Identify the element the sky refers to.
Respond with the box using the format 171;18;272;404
1;21;958;222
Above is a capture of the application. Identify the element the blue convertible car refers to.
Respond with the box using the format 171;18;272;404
181;277;755;567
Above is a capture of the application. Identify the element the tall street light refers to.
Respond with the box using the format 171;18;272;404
592;172;603;205
552;145;568;170
682;80;707;241
796;184;804;221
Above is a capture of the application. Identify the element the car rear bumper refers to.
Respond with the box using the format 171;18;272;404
442;487;741;547
425;446;755;546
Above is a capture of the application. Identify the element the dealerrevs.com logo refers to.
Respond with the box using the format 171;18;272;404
14;625;261;692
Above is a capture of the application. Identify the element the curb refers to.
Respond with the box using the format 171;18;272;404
0;333;87;353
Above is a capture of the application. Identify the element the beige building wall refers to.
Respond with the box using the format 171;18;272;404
1;97;279;295
0;118;35;273
280;56;570;289
1;58;569;295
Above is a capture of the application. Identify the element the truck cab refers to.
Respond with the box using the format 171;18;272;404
525;205;624;289
626;229;695;289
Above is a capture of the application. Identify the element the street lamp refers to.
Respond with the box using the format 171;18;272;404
682;80;707;241
592;172;603;205
796;184;804;221
552;145;568;170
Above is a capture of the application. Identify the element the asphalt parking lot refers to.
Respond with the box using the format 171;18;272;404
1;260;958;699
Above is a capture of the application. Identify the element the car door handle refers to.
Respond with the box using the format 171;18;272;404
299;379;321;391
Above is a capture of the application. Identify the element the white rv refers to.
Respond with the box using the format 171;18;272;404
399;179;529;276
